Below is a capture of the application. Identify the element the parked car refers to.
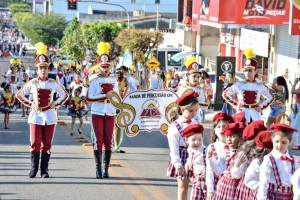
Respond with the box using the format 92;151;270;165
51;55;72;66
22;42;36;51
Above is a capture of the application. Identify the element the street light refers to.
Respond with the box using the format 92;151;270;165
79;0;130;29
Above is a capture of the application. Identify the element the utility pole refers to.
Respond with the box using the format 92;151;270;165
155;0;160;30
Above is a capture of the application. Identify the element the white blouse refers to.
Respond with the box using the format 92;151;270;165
257;150;299;200
187;146;206;175
291;168;300;200
206;140;226;193
244;158;261;191
167;115;201;168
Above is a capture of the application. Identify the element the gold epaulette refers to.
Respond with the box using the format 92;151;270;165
29;78;38;83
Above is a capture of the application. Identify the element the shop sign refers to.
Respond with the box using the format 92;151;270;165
240;28;269;57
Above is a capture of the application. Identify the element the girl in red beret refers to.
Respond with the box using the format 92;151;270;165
234;120;267;200
182;124;207;200
205;112;234;200
257;124;298;199
167;91;201;200
243;130;273;200
214;122;245;200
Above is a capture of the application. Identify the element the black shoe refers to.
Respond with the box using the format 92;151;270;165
70;132;73;136
103;150;112;178
77;129;81;134
94;150;103;179
40;153;50;178
29;152;40;178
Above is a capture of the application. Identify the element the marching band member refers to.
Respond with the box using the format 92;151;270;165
6;58;20;94
66;87;88;136
55;59;66;88
16;72;30;117
0;82;16;129
16;42;68;178
222;49;274;123
87;42;119;179
177;57;209;122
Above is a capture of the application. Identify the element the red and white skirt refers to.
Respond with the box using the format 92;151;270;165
267;184;293;200
166;146;192;179
190;174;207;200
234;178;252;200
215;175;240;200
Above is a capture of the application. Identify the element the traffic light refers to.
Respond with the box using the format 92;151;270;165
155;0;160;4
68;0;77;10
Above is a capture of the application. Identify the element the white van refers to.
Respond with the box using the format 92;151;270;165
156;46;184;72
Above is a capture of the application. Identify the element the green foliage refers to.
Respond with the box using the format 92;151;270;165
60;18;85;61
60;19;125;62
115;28;164;65
13;13;67;46
8;3;30;15
81;21;123;60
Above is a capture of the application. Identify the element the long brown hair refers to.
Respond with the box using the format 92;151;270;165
211;119;229;143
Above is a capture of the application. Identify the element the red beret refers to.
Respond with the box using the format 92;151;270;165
224;122;246;136
182;124;204;138
270;124;297;134
175;91;199;106
232;112;246;123
213;112;234;123
242;120;267;141
255;130;273;149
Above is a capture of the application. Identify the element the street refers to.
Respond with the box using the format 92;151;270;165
1;105;299;200
0;105;217;200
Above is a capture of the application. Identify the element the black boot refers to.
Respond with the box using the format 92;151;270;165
40;153;50;178
94;150;103;179
103;150;112;178
29;152;40;178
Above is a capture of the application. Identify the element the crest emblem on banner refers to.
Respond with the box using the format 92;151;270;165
110;90;179;137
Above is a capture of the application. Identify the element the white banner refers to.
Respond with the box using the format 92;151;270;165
240;28;269;57
110;90;179;137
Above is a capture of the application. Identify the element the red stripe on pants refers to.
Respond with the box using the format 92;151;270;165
29;124;56;154
92;114;115;151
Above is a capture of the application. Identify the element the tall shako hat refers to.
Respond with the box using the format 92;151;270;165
185;56;201;74
243;49;258;70
10;58;21;68
97;42;111;67
35;42;49;67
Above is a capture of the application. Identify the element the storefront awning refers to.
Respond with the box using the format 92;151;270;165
171;51;197;62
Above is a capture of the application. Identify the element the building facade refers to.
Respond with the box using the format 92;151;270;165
176;0;300;82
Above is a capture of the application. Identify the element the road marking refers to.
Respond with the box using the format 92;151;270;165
113;155;171;200
82;146;150;200
59;124;150;200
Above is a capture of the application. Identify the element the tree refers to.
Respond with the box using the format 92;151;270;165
8;3;30;15
13;13;67;46
115;28;164;66
60;18;85;62
81;21;125;61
